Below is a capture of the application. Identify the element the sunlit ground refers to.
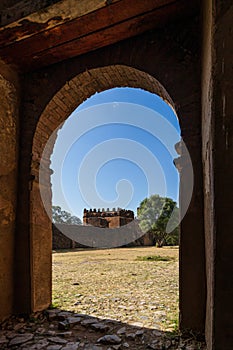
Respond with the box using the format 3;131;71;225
52;246;179;332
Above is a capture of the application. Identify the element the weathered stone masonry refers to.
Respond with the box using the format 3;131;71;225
83;208;134;229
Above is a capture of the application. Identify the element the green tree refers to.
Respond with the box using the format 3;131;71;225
137;195;179;247
52;205;82;225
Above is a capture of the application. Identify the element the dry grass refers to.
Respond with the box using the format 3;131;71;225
52;246;179;331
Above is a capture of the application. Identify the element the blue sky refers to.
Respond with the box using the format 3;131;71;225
50;88;180;220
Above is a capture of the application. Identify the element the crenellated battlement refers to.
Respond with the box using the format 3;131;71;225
83;208;134;228
83;208;134;219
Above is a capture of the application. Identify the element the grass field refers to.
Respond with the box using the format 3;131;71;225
52;246;179;331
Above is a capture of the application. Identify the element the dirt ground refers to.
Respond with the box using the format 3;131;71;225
52;246;179;332
0;248;206;349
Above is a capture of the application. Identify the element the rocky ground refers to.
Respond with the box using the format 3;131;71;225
0;247;206;349
0;309;206;349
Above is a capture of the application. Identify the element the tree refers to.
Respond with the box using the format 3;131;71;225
52;206;82;225
137;194;179;247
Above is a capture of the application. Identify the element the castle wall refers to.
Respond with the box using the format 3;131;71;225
52;221;154;249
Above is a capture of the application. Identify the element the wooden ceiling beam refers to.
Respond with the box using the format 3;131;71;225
0;0;122;47
0;0;199;71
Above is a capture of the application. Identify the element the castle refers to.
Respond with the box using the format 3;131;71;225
83;208;134;228
52;207;154;249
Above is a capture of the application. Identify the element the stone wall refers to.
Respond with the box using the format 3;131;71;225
52;221;154;250
0;62;19;321
202;2;233;349
52;224;86;250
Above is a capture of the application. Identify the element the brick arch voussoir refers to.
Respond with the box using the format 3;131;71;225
32;64;176;175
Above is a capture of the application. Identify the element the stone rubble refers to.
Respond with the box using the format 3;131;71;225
97;335;121;345
0;309;206;350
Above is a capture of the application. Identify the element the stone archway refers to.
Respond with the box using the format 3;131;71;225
30;65;177;311
29;63;205;334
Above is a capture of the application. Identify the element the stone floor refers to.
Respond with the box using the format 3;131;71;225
0;309;206;350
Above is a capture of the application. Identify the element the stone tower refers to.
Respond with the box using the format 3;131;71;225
83;208;134;228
